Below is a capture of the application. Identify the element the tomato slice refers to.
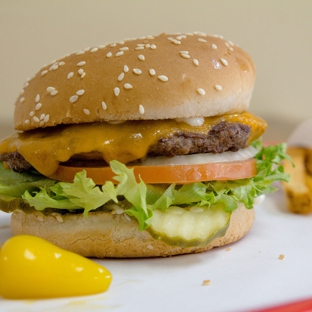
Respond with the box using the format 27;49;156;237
49;158;257;184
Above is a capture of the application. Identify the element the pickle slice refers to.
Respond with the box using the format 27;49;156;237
0;193;35;214
148;205;231;247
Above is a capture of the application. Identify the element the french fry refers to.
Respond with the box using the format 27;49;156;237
282;147;312;214
305;149;312;175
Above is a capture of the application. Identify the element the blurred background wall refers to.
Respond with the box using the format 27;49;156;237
0;0;311;141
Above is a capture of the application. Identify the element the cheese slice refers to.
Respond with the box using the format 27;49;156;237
0;112;267;176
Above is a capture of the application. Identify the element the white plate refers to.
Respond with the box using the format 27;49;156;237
1;189;312;312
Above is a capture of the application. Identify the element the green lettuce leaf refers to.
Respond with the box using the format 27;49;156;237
0;162;55;197
0;142;291;230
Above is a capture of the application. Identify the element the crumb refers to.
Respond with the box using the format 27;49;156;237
202;279;211;286
278;254;285;260
225;247;231;251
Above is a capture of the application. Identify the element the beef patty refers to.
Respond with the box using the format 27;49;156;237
0;121;251;173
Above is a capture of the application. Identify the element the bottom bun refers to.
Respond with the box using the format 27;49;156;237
11;205;254;258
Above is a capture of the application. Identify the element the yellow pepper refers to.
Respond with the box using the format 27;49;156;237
0;235;112;299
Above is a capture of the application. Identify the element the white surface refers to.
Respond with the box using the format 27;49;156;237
288;118;312;148
1;189;312;312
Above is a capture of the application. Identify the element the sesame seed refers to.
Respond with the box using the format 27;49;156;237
195;31;207;36
47;87;55;92
83;108;90;115
212;44;217;49
90;47;99;52
149;69;156;76
118;72;125;81
124;83;133;89
39;120;44;127
33;116;40;123
78;69;84;75
77;61;86;66
133;68;142;75
158;75;168;82
41;70;48;76
229;47;234;51
81;72;86;78
124;65;129;72
59;61;65;66
139;104;145;114
29;111;34;117
24;119;30;124
106;52;112;58
172;40;181;45
102;101;107;110
180;50;189;54
214;85;223;91
44;114;50;122
180;53;190;59
55;214;64;223
150;44;156;49
23;82;29;88
49;63;58;71
198;38;207;43
137;43;145;47
50;90;58;96
197;88;205;95
20;90;25;95
135;46;144;50
35;103;42;110
70;95;79;103
119;46;129;51
116;51;124;57
220;58;228;66
40;114;45;120
114;87;120;96
76;89;85;96
20;97;25;103
35;94;40;102
138;54;145;61
193;59;199;66
67;72;74;79
76;50;85;55
145;43;151;48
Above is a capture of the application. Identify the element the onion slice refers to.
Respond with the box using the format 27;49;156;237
141;146;258;166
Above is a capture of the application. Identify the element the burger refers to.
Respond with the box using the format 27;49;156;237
0;32;289;258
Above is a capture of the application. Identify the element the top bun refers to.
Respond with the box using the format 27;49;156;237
14;32;255;131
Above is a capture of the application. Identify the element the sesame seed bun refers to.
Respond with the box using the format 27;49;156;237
14;32;255;131
10;204;254;258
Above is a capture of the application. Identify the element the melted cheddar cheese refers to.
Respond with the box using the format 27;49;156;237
0;112;267;176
